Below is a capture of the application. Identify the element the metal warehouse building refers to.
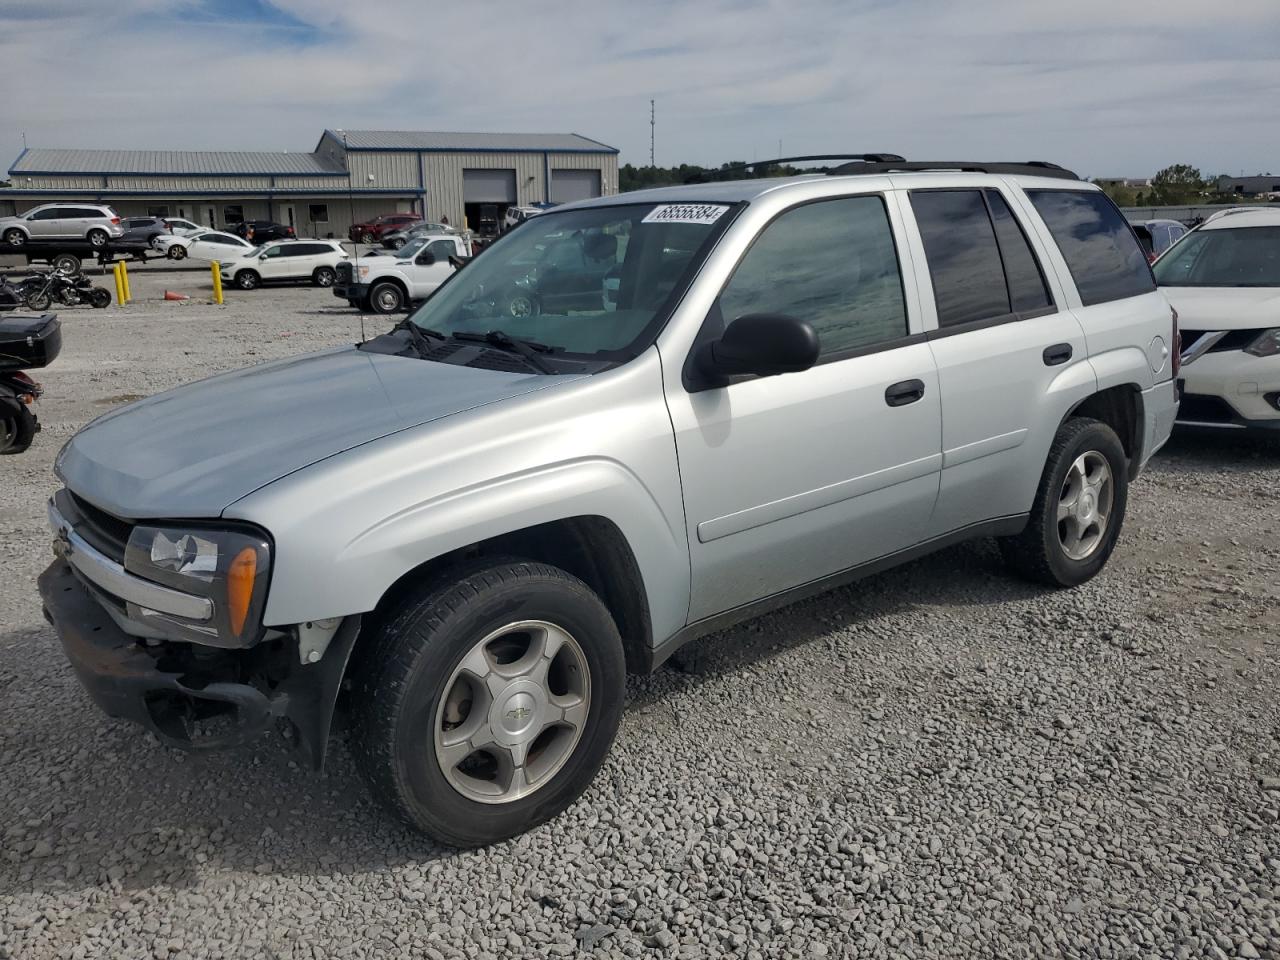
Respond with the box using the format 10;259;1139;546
1;129;619;238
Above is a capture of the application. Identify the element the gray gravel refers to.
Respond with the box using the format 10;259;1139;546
3;274;1279;959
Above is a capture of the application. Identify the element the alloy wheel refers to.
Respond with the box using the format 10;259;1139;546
433;620;590;805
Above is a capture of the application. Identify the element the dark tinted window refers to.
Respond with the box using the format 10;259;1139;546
719;195;908;358
1028;190;1155;305
911;190;1009;326
985;190;1053;313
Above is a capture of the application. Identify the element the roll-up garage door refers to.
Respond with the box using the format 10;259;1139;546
550;169;602;204
462;169;517;203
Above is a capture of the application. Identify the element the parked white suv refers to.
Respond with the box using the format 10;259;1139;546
220;239;348;290
39;158;1178;846
334;234;470;312
1155;207;1280;432
0;203;125;248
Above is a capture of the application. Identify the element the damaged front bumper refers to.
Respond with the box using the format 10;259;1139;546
38;560;359;768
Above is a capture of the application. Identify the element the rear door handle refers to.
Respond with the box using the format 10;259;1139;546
884;379;926;407
1043;343;1073;366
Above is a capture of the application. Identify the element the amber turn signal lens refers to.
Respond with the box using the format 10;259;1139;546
227;547;258;637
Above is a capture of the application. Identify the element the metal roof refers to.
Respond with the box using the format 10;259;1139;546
9;148;346;176
327;129;618;153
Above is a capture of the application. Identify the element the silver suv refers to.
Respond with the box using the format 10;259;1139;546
0;202;125;248
38;158;1179;846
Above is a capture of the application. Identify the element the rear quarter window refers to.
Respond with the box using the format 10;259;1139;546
1027;190;1155;306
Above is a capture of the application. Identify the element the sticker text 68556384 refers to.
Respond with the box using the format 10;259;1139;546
641;204;730;226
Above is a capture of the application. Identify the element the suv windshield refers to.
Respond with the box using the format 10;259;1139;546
1153;226;1280;287
407;202;734;361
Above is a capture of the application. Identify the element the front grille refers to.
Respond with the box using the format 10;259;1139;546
1177;393;1238;424
1180;329;1264;354
58;489;133;563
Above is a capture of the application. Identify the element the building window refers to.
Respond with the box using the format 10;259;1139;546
147;205;170;218
223;205;244;225
308;204;329;224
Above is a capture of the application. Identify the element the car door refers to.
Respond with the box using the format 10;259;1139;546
898;182;1092;533
663;192;943;622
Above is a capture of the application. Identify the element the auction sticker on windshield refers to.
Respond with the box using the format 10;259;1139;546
642;204;730;225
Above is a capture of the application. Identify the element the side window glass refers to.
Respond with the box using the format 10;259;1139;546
719;195;908;357
984;190;1053;313
1027;190;1155;306
910;190;1010;326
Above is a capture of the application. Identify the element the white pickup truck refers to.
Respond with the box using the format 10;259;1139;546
334;234;470;313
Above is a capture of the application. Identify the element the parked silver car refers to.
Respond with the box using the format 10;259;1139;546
0;203;125;248
38;158;1179;846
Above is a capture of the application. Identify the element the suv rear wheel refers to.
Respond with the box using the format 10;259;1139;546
350;559;625;846
999;417;1128;587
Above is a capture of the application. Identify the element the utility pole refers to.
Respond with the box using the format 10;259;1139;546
650;99;655;167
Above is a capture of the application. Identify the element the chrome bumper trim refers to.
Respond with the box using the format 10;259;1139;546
47;499;213;622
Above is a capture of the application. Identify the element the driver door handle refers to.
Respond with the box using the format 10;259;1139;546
884;379;926;407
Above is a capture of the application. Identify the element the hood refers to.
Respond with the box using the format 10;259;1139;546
58;346;572;520
1161;286;1280;330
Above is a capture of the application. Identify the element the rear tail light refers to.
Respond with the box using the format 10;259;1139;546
1171;306;1181;377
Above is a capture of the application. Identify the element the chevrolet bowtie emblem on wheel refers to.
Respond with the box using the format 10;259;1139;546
505;706;532;722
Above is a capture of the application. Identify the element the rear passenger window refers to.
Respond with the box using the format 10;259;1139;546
984;191;1052;313
911;191;1012;327
719;196;907;358
1027;190;1155;305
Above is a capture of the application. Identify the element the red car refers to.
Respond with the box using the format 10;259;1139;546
348;213;421;244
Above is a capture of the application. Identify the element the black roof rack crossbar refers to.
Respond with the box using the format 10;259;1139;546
827;160;1080;180
682;154;905;183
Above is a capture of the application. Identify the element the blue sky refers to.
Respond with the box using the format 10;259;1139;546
1;0;1278;178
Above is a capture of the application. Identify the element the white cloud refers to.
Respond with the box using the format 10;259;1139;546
2;0;1278;177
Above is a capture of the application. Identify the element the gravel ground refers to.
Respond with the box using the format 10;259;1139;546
2;275;1279;959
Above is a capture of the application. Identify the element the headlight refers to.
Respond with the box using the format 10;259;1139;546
1245;328;1280;358
124;525;271;647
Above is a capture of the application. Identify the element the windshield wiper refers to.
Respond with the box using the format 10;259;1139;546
449;330;558;374
393;318;445;356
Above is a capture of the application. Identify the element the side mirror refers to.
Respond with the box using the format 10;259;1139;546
690;314;819;390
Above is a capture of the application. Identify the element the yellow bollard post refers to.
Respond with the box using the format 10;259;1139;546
211;260;224;305
113;262;125;306
120;261;131;304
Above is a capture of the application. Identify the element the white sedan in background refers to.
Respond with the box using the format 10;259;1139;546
1155;207;1280;432
157;229;255;261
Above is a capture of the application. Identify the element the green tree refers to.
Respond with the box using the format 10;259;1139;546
1149;164;1204;206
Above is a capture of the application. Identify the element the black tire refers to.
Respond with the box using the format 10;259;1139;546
25;290;52;311
167;245;187;261
0;405;36;454
350;558;626;846
312;266;336;287
998;417;1129;588
87;229;109;248
235;270;260;290
3;229;26;248
360;231;376;244
52;254;82;275
368;281;404;314
88;287;111;308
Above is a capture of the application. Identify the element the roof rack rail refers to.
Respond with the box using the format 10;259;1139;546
682;154;904;183
826;159;1080;180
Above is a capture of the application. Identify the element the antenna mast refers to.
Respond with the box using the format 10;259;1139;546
649;100;655;167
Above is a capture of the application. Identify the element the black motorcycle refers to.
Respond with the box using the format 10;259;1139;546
23;270;110;310
0;313;61;454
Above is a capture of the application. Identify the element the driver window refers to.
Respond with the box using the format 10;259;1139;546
718;196;908;359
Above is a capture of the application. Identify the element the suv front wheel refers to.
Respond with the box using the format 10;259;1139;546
350;559;626;846
999;417;1129;587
